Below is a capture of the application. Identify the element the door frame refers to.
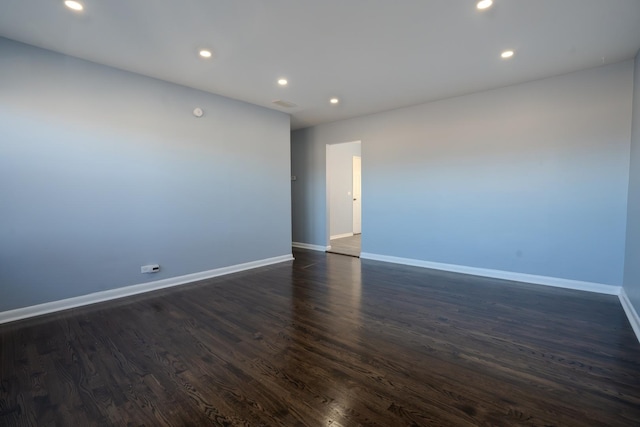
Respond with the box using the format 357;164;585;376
325;140;362;248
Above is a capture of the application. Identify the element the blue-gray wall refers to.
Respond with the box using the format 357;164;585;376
292;61;633;287
0;38;292;312
624;51;640;311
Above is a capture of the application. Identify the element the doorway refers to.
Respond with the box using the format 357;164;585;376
326;141;361;257
353;155;361;234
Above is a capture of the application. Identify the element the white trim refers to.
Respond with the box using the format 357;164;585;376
292;242;331;252
619;288;640;343
0;254;294;325
330;232;354;240
360;252;620;295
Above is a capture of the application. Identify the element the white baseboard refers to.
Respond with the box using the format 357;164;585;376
292;242;330;252
360;252;620;296
330;232;354;240
0;254;294;325
619;288;640;343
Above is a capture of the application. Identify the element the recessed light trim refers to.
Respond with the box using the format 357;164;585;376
64;1;84;11
501;50;514;59
199;49;212;59
278;78;288;86
477;0;493;10
330;98;339;104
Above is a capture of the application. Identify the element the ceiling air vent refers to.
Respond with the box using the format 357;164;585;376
272;100;297;108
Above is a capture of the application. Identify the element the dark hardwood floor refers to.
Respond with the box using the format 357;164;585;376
1;249;639;426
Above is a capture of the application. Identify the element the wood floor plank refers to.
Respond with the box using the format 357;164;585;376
1;249;639;426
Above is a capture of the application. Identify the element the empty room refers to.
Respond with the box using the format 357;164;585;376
1;1;640;426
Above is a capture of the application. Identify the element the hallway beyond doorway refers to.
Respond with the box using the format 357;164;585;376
328;234;361;257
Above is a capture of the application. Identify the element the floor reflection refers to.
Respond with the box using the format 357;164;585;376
285;254;364;425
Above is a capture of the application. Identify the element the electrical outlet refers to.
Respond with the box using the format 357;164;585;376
141;264;160;274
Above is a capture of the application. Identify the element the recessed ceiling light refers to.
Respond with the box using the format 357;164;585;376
330;98;339;104
278;78;288;86
477;0;493;10
64;1;83;11
501;50;514;59
199;49;212;59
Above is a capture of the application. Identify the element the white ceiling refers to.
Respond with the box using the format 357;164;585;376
1;1;640;129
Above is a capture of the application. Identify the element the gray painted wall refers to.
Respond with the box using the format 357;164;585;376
624;51;640;311
291;129;325;246
0;38;292;312
328;141;361;238
292;61;633;286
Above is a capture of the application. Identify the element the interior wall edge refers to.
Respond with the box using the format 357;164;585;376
0;254;294;325
620;288;640;343
360;252;621;296
292;242;330;252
